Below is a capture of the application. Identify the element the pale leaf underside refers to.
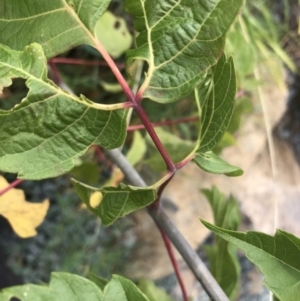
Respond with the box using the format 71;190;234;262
193;151;243;177
125;0;244;103
0;43;127;179
0;0;111;58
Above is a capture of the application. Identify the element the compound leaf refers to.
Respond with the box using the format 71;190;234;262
73;180;157;225
193;151;243;177
202;222;300;301
0;0;110;58
202;186;241;299
0;43;127;179
0;272;150;301
125;0;244;103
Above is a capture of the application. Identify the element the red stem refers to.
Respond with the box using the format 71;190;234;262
159;228;189;301
175;155;194;170
48;61;62;85
127;116;199;131
134;105;176;173
48;57;125;69
93;39;135;101
0;179;24;196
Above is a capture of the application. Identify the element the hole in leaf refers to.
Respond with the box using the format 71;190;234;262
10;298;21;301
114;20;121;29
0;78;28;110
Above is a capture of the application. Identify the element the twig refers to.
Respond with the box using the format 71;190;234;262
148;204;229;301
134;105;176;173
48;57;125;69
106;148;230;301
127;116;199;131
0;179;24;196
159;229;189;301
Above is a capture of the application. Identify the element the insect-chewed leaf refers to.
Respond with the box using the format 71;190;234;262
0;43;127;180
0;272;150;301
125;0;244;103
202;221;300;301
73;179;157;225
0;0;110;58
193;152;243;177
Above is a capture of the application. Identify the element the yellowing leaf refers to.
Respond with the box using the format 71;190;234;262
0;176;49;238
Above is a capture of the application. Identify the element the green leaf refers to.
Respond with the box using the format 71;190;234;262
87;272;108;290
100;81;123;93
202;222;300;301
126;131;147;166
0;0;110;58
225;29;256;83
0;272;104;301
0;272;150;301
226;97;253;134
70;162;100;185
95;11;133;59
0;43;127;179
112;275;150;301
192;55;242;176
125;0;244;103
202;186;241;299
193;152;243;177
73;180;157;225
138;279;174;301
213;131;236;155
202;186;241;230
196;55;236;153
